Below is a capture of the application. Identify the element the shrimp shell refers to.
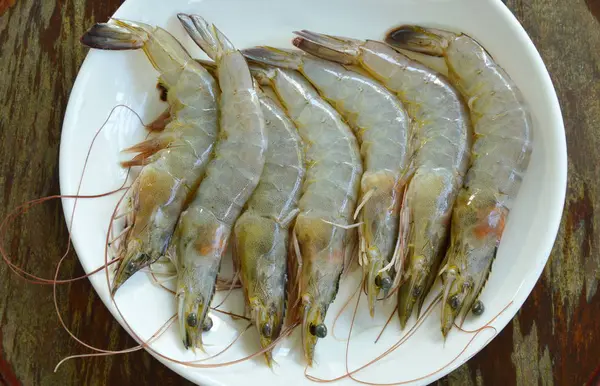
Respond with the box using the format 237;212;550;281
81;20;219;293
385;26;533;336
174;14;266;350
233;88;305;366
243;47;411;317
293;32;471;328
250;64;362;365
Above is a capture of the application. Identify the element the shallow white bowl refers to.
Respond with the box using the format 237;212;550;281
59;0;567;384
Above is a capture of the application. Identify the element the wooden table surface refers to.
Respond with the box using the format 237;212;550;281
0;1;598;385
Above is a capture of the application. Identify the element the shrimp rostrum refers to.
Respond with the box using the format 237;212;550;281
173;14;266;350
249;64;362;365
81;20;219;293
243;46;410;317
293;32;471;327
386;26;533;336
233;88;305;366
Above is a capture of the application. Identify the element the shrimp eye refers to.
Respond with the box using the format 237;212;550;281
126;261;137;273
261;323;272;338
310;323;327;338
202;316;214;332
472;300;485;316
412;286;422;297
186;313;198;327
449;295;460;310
375;275;392;290
156;83;168;101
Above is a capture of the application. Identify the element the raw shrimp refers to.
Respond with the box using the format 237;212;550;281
250;64;362;365
385;26;533;336
174;14;266;350
293;32;471;328
242;47;410;317
233;88;305;366
81;20;219;293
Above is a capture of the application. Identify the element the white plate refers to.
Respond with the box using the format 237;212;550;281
59;0;567;384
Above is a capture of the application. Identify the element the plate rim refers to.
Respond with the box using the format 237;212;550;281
58;0;568;384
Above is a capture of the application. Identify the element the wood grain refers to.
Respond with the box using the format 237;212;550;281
587;0;600;22
0;1;598;385
0;1;15;17
0;1;193;385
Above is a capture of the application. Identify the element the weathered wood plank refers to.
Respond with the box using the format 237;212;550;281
587;0;600;22
0;1;193;385
0;0;16;17
0;1;598;385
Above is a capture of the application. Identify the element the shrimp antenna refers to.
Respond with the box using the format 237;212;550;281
331;277;363;341
55;314;177;372
0;105;148;285
374;305;398;344
0;105;187;364
211;270;241;310
304;297;513;384
0;104;252;368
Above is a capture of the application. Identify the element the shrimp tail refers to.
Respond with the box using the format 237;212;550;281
82;19;194;90
292;31;359;65
384;25;455;57
177;13;234;60
80;21;148;50
242;47;303;70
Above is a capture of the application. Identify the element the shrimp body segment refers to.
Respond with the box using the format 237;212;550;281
385;26;533;336
233;89;305;366
293;33;471;327
250;65;362;365
175;14;266;350
243;47;411;316
81;20;219;293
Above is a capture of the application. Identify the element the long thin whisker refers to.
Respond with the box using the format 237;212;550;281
374;305;398;344
108;225;131;245
353;189;375;220
321;219;363;230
